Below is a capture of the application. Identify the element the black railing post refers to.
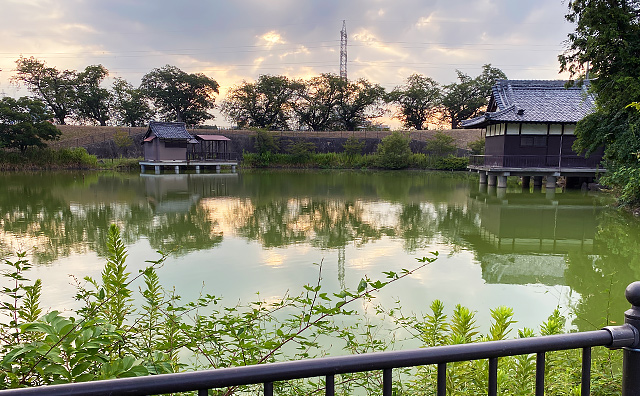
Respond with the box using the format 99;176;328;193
622;282;640;395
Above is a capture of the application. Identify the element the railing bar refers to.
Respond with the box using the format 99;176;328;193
437;363;446;396
536;352;545;396
582;347;591;396
383;368;392;396
325;374;335;396
488;357;498;396
264;381;273;396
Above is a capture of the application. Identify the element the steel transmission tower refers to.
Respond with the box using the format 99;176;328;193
340;20;347;80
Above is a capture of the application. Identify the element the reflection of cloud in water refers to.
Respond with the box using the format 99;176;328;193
262;251;285;268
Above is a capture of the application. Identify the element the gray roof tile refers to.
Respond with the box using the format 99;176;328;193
461;80;595;127
146;121;193;139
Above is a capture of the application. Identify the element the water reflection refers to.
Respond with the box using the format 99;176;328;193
0;171;638;331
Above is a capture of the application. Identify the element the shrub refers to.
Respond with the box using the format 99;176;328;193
424;131;457;156
253;130;280;155
375;131;412;169
468;138;485;155
287;140;316;163
342;136;365;157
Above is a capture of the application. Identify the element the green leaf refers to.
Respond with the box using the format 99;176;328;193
357;278;367;293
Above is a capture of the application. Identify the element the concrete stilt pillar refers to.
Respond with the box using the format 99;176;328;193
196;165;201;174
497;188;507;200
479;172;488;184
155;165;161;175
488;174;497;186
488;185;496;196
522;176;531;190
216;165;221;173
546;175;557;190
140;164;146;173
497;175;508;188
174;165;180;174
533;176;543;191
479;183;488;194
232;165;236;173
546;188;556;200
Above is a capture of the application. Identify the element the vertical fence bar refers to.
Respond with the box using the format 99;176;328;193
623;281;640;395
264;382;273;396
325;374;335;396
437;363;446;396
581;347;591;396
383;368;392;396
488;357;498;396
536;352;545;396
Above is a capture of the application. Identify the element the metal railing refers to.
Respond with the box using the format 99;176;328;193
186;152;238;161
469;155;603;169
3;282;640;396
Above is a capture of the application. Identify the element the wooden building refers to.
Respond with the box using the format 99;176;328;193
142;121;196;161
461;80;603;190
140;122;237;174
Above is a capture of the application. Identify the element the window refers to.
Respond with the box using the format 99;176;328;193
520;136;547;147
164;140;187;148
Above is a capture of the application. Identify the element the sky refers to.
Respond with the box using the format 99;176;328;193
0;0;577;127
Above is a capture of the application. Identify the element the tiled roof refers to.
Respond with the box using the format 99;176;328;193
461;80;595;127
145;121;193;140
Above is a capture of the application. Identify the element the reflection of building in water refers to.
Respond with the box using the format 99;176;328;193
141;173;239;214
467;190;603;286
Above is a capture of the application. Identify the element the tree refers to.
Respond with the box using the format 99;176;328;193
74;65;111;126
12;57;76;125
388;74;441;130
293;73;343;131
559;0;640;205
110;78;154;127
221;75;300;130
0;97;60;152
375;131;412;169
140;65;219;125
440;64;507;128
334;78;386;131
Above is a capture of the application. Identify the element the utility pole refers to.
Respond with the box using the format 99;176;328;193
340;20;347;80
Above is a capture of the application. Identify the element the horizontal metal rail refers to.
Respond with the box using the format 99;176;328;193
1;327;635;396
469;154;602;169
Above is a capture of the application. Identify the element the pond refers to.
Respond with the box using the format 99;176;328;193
1;170;639;335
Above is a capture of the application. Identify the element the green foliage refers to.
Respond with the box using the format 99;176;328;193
110;78;154;127
441;64;507;128
73;65;111;126
559;0;640;207
140;65;219;125
0;97;61;152
221;75;301;130
12;57;76;125
112;128;133;149
286;140;316;162
375;131;412;169
342;135;365;157
253;129;280;155
424;131;457;156
388;73;441;130
468;137;485;155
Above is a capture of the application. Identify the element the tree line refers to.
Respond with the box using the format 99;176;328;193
7;56;506;132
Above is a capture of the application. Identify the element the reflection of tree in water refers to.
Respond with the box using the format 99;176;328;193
0;173;223;263
565;210;640;331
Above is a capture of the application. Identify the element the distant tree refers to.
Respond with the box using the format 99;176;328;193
221;75;300;130
12;57;76;125
440;64;506;128
342;135;365;156
110;78;154;127
140;65;219;125
388;74;441;130
293;73;343;131
0;97;60;152
425;131;457;156
334;78;386;131
73;65;111;126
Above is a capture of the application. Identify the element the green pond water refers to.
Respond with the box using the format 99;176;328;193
1;170;639;334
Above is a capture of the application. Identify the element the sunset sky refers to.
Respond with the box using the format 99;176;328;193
0;0;577;126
